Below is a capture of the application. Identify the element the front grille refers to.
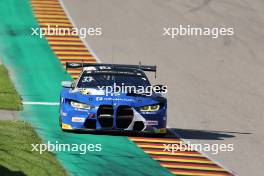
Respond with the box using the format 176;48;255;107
97;105;114;128
116;106;133;129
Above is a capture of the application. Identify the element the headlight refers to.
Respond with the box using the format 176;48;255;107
140;105;160;112
70;101;91;110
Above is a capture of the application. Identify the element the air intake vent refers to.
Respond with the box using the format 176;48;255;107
116;106;133;129
97;105;114;128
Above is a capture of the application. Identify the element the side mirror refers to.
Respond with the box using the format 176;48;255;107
61;81;75;88
153;84;167;94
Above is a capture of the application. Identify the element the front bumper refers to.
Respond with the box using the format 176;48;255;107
60;105;167;133
61;122;167;134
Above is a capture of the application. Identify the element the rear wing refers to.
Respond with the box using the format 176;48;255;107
65;62;157;72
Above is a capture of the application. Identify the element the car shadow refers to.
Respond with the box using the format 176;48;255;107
0;165;26;176
64;129;166;137
63;128;251;140
168;128;251;140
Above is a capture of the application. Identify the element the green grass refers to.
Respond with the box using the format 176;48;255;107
0;120;68;176
0;67;67;175
0;65;22;110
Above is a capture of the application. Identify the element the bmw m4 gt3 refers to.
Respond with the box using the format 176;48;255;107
59;62;167;135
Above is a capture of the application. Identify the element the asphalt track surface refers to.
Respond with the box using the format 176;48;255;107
62;0;264;175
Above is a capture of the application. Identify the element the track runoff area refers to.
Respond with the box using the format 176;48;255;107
30;0;233;175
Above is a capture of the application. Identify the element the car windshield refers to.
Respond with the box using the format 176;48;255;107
77;73;150;89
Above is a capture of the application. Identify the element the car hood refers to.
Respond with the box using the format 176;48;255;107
61;88;166;107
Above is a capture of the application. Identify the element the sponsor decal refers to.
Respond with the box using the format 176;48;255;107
61;123;72;130
72;117;85;122
146;120;159;125
96;97;103;101
95;97;134;102
141;111;159;115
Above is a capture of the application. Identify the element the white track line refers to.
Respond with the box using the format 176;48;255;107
23;102;59;106
59;0;101;63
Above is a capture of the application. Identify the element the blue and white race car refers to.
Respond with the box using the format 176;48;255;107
59;62;167;135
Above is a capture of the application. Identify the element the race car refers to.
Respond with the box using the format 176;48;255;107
59;62;167;135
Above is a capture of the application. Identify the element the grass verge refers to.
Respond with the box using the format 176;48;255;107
0;120;68;176
0;65;22;110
